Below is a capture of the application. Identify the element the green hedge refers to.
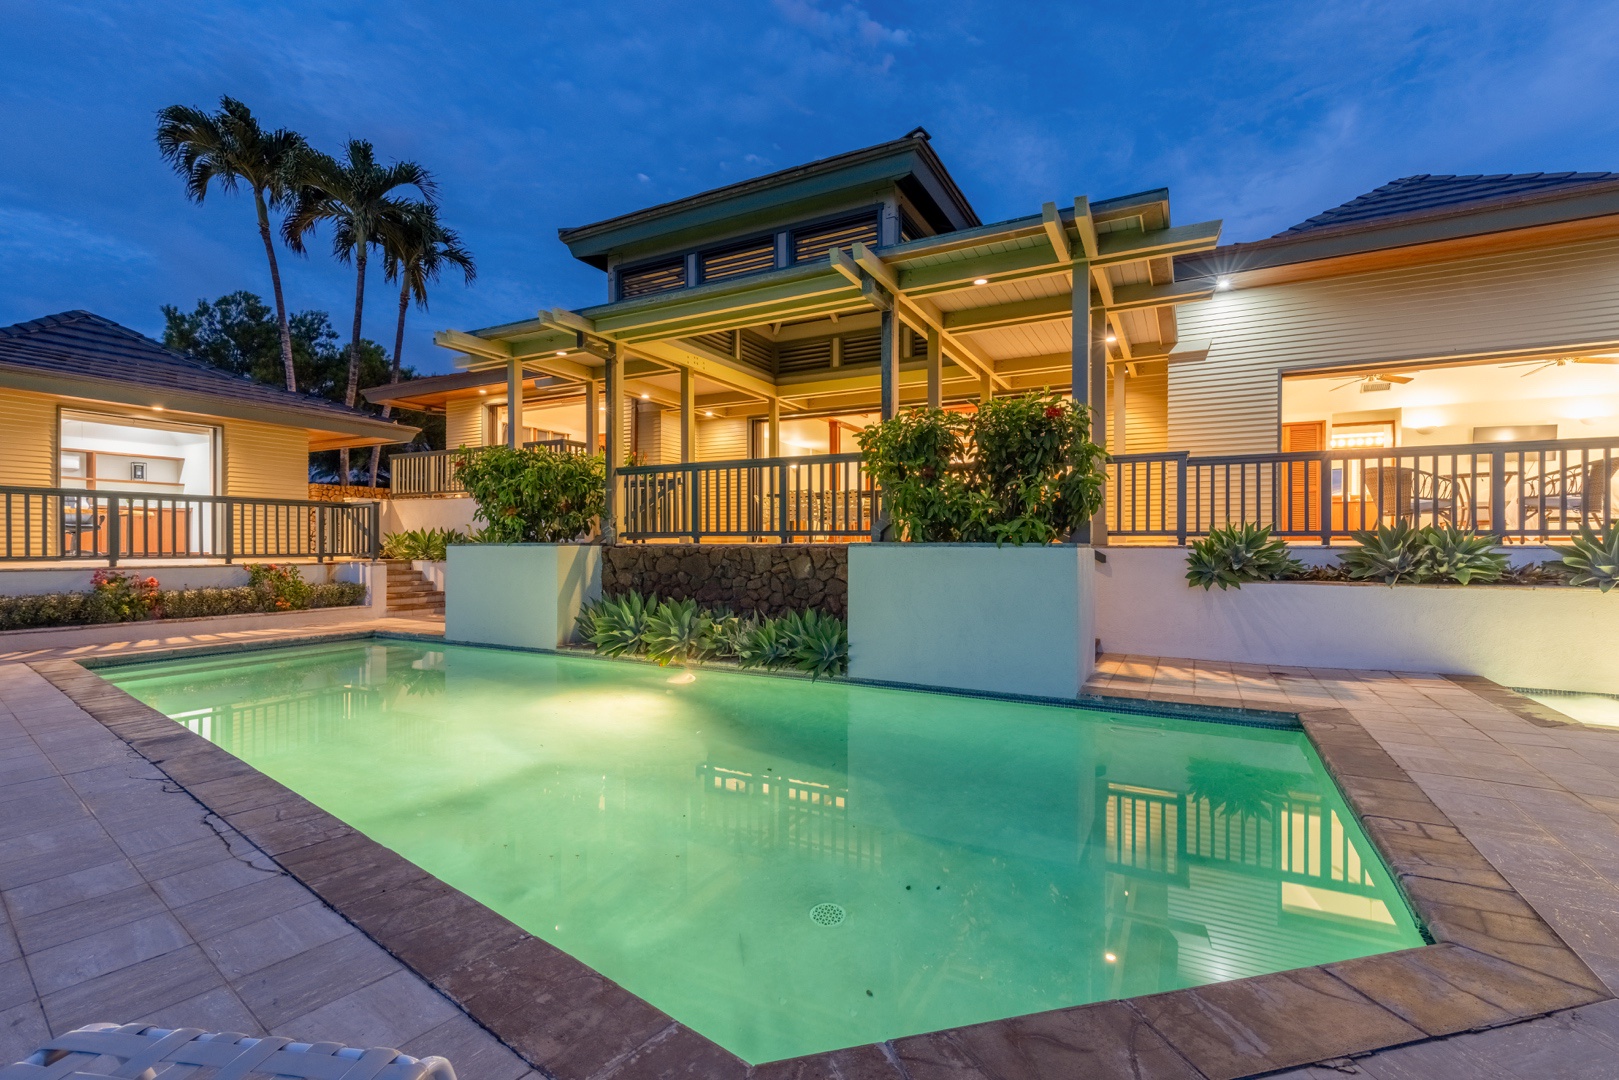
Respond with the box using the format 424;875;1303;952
0;580;366;631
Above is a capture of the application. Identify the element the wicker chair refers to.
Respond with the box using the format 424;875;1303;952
1521;456;1618;529
1;1024;456;1080
1361;465;1472;527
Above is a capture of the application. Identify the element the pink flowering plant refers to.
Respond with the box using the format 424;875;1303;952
90;569;161;621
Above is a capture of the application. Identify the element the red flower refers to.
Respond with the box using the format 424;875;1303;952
1044;406;1063;419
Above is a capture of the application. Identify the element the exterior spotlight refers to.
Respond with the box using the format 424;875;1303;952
972;277;989;286
1215;276;1233;291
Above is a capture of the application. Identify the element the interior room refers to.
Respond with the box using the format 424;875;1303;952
59;412;217;494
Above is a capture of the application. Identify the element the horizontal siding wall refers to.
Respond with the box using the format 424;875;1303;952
0;388;58;488
698;417;750;462
1171;236;1619;454
223;419;308;500
446;399;484;448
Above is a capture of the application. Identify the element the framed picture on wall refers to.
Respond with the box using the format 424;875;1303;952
130;462;146;481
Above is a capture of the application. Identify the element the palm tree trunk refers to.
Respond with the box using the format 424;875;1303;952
340;244;368;486
254;190;297;392
368;276;411;487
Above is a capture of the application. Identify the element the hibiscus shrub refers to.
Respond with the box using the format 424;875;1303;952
856;392;1107;544
455;445;607;543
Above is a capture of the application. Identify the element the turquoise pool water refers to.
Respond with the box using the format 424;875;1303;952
105;641;1423;1063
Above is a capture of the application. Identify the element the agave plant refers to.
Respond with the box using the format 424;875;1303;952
1339;523;1430;585
589;592;659;656
574;597;607;643
642;597;716;666
736;618;799;669
1553;523;1619;593
1185;523;1303;591
1421;527;1507;585
792;614;849;679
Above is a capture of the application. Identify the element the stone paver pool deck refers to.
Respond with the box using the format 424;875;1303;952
4;641;1619;1078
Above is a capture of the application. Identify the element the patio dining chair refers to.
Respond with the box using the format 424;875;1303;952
1;1024;456;1080
1361;465;1472;527
1520;455;1618;530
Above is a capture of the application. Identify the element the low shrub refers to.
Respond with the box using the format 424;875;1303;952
577;591;848;678
247;563;312;611
1185;524;1304;591
0;565;366;631
455;445;606;543
381;528;465;561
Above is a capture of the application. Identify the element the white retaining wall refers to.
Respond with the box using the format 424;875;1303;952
847;544;1097;699
1095;546;1619;694
445;544;601;650
381;498;481;537
0;561;356;597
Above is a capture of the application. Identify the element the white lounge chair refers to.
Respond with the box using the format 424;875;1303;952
0;1024;456;1080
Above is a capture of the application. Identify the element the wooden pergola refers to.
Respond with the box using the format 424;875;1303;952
436;189;1221;540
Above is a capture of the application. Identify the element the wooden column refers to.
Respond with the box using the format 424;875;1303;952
879;307;901;419
679;367;695;463
980;370;993;405
1111;362;1128;452
603;351;623;543
1089;311;1110;546
505;357;522;449
767;397;781;457
925;327;942;409
584;378;598;453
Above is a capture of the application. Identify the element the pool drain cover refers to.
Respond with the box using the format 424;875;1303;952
809;902;846;926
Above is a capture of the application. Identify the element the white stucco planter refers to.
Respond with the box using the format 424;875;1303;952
445;543;601;650
1095;547;1619;694
847;543;1097;699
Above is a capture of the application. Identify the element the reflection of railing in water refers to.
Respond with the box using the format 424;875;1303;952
1104;784;1381;895
171;685;384;756
694;762;878;867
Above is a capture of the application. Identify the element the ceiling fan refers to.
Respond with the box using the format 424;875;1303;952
1502;355;1619;377
1331;373;1415;393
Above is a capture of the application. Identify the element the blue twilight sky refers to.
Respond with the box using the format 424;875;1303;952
2;1;1617;375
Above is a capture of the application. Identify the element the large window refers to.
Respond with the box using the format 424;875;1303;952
59;412;217;495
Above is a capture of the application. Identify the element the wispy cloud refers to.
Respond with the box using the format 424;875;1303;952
0;205;152;265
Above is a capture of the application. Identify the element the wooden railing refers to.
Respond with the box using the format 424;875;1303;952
617;453;874;541
0;486;379;565
1108;436;1618;543
391;442;591;497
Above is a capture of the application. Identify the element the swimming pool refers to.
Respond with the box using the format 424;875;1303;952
105;640;1423;1063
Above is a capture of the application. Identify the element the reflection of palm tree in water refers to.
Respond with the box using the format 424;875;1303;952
1185;759;1313;821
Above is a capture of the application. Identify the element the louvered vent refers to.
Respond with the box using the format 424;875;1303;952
691;330;738;356
701;238;776;283
839;332;880;366
738;332;775;373
777;338;834;374
619;258;686;299
792;212;880;264
910;329;929;357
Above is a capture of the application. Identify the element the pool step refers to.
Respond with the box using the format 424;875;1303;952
383;560;445;616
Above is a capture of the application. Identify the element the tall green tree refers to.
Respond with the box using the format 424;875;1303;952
282;141;434;483
368;201;476;486
155;97;306;392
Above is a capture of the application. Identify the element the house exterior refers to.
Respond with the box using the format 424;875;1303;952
0;310;416;563
385;134;1617;545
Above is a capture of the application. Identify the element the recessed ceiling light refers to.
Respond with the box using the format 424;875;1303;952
1215;276;1233;291
1105;333;1116;344
152;405;164;411
555;350;567;356
972;277;989;286
640;392;650;400
704;410;715;417
479;389;487;395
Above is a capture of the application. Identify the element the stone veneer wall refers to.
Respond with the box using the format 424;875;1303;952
602;544;848;617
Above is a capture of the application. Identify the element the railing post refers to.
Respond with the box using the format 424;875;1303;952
1490;448;1507;536
223;500;234;564
105;497;120;568
688;469;700;543
1175;454;1188;545
368;502;380;559
316;505;327;563
1319;452;1333;546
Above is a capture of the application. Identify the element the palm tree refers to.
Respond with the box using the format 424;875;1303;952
283;140;435;484
368;202;476;486
156;97;307;392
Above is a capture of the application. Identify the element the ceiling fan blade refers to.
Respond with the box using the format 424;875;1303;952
1574;357;1619;364
1380;374;1415;384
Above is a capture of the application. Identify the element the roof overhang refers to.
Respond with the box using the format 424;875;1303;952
0;366;418;449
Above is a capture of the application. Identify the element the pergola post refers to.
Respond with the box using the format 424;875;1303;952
505;357;522;449
1089;307;1110;546
1111;361;1128;452
767;397;781;457
925;326;942;409
979;370;993;404
603;350;623;543
679;367;695;463
584;378;598;453
878;307;901;420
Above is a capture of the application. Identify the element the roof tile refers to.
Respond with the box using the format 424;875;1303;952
1277;171;1619;237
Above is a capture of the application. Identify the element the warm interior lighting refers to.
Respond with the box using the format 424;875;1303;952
1330;430;1393;449
1215;276;1232;290
704;410;715;417
972;277;989;286
640;392;650;400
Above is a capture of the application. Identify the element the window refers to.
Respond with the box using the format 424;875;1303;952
59;412;216;495
792;212;880;264
700;237;776;283
618;257;686;299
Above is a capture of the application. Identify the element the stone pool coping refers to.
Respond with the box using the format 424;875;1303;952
27;644;1612;1080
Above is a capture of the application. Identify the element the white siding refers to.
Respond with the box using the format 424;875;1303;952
446;399;485;448
698;417;750;461
222;419;307;499
1171;236;1619;453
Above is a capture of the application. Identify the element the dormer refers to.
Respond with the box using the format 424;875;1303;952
557;128;979;303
